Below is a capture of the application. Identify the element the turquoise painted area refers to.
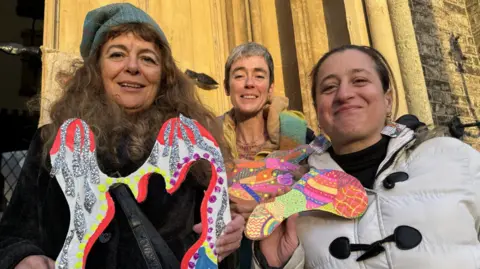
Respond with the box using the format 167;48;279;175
279;112;307;144
196;247;217;269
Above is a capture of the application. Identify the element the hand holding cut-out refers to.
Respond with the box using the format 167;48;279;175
259;214;299;267
246;169;368;240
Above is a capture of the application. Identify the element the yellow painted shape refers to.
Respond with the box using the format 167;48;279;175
239;175;256;184
133;190;139;198
307;180;337;195
98;184;106;192
317;203;336;215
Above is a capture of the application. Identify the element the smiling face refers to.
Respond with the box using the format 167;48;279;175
227;56;273;117
100;33;161;112
314;49;393;149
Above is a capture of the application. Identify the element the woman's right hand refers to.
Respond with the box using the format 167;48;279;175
259;214;299;267
15;255;55;269
230;196;258;220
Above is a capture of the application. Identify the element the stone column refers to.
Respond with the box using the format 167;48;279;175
290;0;330;133
386;0;433;125
249;0;286;97
225;0;250;50
344;0;370;46
364;0;409;119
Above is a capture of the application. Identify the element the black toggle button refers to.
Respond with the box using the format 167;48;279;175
330;225;422;262
394;225;422;250
329;237;373;260
383;172;409;189
356;241;386;261
329;237;351;259
356;225;422;261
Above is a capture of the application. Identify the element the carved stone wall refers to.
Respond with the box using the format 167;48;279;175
410;0;480;149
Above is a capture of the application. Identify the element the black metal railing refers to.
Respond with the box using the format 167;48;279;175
1;150;27;214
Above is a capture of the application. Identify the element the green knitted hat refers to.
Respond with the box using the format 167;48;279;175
80;3;168;59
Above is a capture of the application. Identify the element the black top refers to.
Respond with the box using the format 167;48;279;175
328;135;390;189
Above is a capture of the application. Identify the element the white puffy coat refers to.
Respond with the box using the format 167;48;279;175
253;128;480;269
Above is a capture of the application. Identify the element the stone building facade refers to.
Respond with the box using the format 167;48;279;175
39;0;479;149
410;0;480;149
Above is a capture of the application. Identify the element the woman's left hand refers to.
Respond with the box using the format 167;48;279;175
193;212;245;262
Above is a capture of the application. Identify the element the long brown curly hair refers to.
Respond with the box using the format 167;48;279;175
39;23;232;182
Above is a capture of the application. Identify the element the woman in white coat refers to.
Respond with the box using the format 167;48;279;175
252;45;480;269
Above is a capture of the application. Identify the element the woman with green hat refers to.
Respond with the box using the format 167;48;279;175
0;3;244;269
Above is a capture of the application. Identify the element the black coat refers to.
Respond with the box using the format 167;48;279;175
0;126;232;269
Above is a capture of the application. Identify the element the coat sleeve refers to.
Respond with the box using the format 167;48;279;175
0;128;53;268
443;137;480;241
468;142;480;240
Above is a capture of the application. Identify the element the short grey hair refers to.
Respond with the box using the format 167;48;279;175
224;42;274;94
